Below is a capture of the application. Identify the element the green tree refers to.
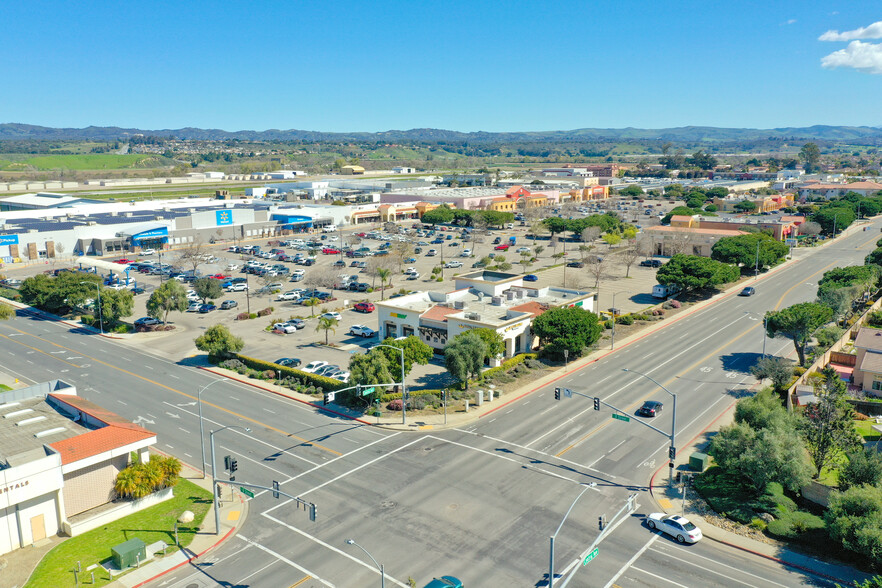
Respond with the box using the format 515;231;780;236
533;245;545;258
377;335;433;376
543;217;569;235
765;302;834;366
98;288;134;325
377;268;391;300
655;254;740;293
20;272;101;316
348;349;395;403
711;233;789;271
661;206;698;225
316;315;338;345
468;328;504;362
193;277;223;304
799;142;822;173
602;233;622;248
477;210;514;228
619;184;644;197
687;150;718;170
801;368;862;479
818;265;878;299
825;485;882;561
813;206;856;235
0;303;14;320
421;205;454;225
840;448;882;491
444;331;487;390
518;252;533;273
733;200;758;213
146;279;189;323
194;324;245;359
531;306;602;360
750;356;793;394
302;297;320;317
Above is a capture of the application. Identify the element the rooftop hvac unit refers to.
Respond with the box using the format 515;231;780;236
506;291;515;300
491;296;503;305
466;313;481;321
516;289;525;299
454;300;466;310
528;290;539;297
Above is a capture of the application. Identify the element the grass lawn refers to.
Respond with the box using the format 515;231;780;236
24;479;212;588
0;384;11;391
855;418;882;441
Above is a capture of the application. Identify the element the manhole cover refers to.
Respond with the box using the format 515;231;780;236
380;500;396;509
186;584;199;588
448;504;459;510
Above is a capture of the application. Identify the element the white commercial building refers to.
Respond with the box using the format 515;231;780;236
376;271;596;358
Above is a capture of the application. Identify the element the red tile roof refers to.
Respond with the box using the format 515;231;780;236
47;393;156;465
509;301;549;317
421;305;461;323
50;427;155;465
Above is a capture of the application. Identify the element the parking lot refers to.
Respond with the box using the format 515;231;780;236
1;199;678;382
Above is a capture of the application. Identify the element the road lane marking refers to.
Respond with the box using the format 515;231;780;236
219;444;292;476
235;559;276;583
602;533;658;588
235;534;336;588
0;333;82;368
652;545;791;587
289;576;312;588
3;324;344;457
629;566;688;587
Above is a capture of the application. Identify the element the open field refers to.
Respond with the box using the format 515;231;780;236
0;153;173;171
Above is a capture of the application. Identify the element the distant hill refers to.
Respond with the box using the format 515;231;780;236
2;123;881;143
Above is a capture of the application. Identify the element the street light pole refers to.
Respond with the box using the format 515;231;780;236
198;378;228;478
623;368;677;488
80;281;103;335
610;291;618;350
549;483;596;587
209;424;250;535
754;240;760;280
371;344;407;425
345;539;385;588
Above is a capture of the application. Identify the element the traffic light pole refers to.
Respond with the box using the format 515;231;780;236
622;368;677;488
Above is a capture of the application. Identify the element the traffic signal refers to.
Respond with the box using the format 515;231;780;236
224;455;232;471
593;396;600;411
272;480;280;499
229;458;238;473
309;503;317;522
554;387;561;401
668;446;676;460
323;393;329;406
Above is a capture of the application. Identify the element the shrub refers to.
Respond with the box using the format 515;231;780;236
604;320;613;330
249;313;257;319
262;370;276;379
867;309;882;327
616;314;634;325
220;358;245;370
663;299;682;309
410;395;431;410
232;353;344;392
748;518;767;531
652;308;665;316
478;353;537;383
257;307;273;317
387;398;404;411
525;359;543;369
236;312;250;321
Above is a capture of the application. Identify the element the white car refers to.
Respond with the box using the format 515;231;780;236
332;372;351;383
187;302;201;312
315;364;341;376
140;248;156;255
406;272;420;280
517;247;531;254
321;312;342;321
444;261;462;268
273;322;298;334
404;267;417;275
646;513;702;543
301;361;328;373
276;291;300;301
326;236;339;242
349;325;376;338
226;264;239;271
460;249;472;257
227;283;248;292
291;269;305;277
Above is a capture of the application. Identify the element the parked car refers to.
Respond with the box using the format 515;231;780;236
288;318;306;329
566;261;585;268
349;324;376;337
227;283;248;292
302;361;328;373
426;249;437;256
273;322;298;334
333;260;346;267
321;311;342;321
226;263;239;271
523;274;538;282
460;249;472;257
494;244;510;251
322;248;341;255
639;259;662;268
134;317;160;326
637;400;663;417
314;364;341;376
198;304;217;313
444;261;462;268
187;302;202;312
277;291;300;301
220;300;238;309
646;513;702;543
406;272;420;280
274;357;302;367
354;301;375;313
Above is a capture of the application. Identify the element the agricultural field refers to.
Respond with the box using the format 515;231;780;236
0;153;173;171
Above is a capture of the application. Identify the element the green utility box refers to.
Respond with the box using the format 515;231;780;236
689;452;709;472
111;538;147;569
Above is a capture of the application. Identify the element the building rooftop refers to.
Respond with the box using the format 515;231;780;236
855;327;882;352
0;396;87;468
644;226;749;237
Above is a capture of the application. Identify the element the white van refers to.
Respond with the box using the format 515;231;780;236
290;238;305;246
652;284;681;299
322;225;337;233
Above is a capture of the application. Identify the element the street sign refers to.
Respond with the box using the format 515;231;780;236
240;487;254;498
563;388;573;398
612;413;630;422
582;547;599;566
361;386;375;395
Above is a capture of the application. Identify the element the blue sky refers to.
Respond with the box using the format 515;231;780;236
1;1;881;132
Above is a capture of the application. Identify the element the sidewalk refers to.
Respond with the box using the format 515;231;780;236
648;401;875;586
110;467;248;588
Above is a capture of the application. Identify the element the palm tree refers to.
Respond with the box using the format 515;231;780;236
114;467;141;499
377;268;391;300
316;316;338;345
302;297;320;317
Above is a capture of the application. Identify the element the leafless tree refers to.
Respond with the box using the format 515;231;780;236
177;240;208;275
391;241;415;273
616;240;642;278
665;232;693;257
578;244;595;263
585;254;610;289
581;226;601;244
364;256;395;289
798;221;822;237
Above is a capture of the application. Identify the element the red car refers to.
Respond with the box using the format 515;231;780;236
208;273;227;280
494;244;510;251
355;232;367;237
114;258;132;264
322;248;341;255
354;301;375;313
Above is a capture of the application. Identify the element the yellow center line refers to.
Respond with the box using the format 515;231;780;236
6;326;342;456
555;259;841;457
289;576;312;588
0;332;82;368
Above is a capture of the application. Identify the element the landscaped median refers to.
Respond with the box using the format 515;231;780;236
24;479;212;588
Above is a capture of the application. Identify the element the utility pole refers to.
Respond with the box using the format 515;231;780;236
754;240;760;280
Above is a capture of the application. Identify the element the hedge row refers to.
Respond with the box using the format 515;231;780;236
232;353;344;392
380;389;442;402
478;353;537;382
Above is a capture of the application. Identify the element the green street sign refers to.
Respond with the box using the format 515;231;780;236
240;487;254;498
612;413;630;422
582;547;599;566
361;387;376;396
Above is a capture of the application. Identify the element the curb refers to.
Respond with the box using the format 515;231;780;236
129;526;238;588
199;366;372;425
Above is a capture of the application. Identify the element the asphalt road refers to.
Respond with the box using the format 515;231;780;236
2;221;879;587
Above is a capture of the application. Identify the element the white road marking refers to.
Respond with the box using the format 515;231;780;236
602;533;658;588
117;400;127;405
630;566;688;587
652;545;792;587
236;559;279;584
235;534;336;587
219;444;290;477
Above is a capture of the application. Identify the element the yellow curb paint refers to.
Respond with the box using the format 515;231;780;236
657;498;673;509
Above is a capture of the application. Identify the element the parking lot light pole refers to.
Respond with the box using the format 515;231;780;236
209;424;250;535
610;291;619;350
371;344;406;425
622;368;677;488
198;377;229;478
79;281;103;335
345;539;385;588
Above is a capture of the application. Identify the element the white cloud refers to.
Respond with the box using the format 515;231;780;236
819;20;882;41
786;19;797;25
821;40;882;74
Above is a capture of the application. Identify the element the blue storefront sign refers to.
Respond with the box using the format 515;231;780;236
131;227;168;243
0;234;20;246
216;209;233;226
